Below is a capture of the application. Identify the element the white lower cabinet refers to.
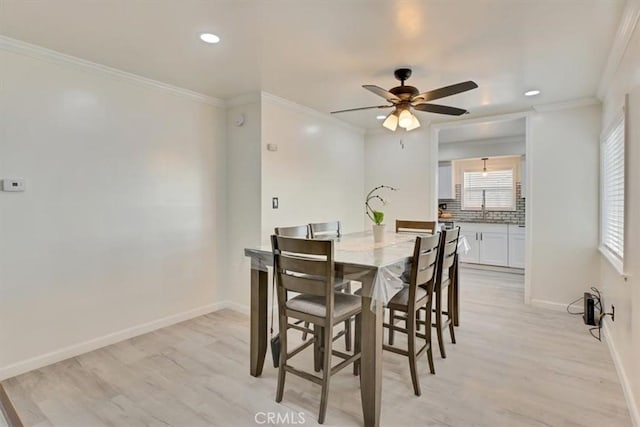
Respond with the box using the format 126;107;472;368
508;224;526;268
459;230;480;263
457;222;524;268
480;231;509;266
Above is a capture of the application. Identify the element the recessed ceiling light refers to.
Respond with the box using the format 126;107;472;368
200;33;220;44
524;90;540;97
376;115;386;120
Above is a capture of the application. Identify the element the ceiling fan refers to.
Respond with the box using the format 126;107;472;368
331;68;478;131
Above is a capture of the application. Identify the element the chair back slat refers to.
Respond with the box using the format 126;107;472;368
277;236;332;256
275;225;310;238
396;220;437;234
309;221;341;239
279;256;329;277
279;274;326;297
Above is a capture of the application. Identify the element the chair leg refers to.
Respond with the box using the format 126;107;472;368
318;322;333;424
388;309;395;345
353;313;361;376
416;308;422;332
344;319;352;351
302;322;309;340
425;302;435;375
448;284;457;344
435;286;446;359
313;325;322;372
407;311;421;396
276;318;288;402
344;282;352;351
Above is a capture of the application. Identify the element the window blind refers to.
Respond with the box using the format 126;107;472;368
601;115;625;260
462;169;515;210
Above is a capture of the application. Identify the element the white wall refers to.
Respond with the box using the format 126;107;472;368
600;3;640;421
261;94;365;244
223;92;366;309
225;96;262;310
0;48;227;379
364;128;438;225
528;105;601;307
439;136;525;161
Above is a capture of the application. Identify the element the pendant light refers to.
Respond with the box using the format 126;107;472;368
482;157;489;177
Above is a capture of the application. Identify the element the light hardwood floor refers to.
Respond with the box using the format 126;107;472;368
2;269;632;426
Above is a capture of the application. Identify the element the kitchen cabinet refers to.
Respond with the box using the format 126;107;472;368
459;229;480;263
438;162;454;200
456;223;511;267
508;224;526;268
480;231;509;266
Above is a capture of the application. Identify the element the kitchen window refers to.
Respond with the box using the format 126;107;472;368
462;169;515;211
600;110;625;273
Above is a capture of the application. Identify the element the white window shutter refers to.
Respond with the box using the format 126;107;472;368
601;115;625;261
462;169;515;211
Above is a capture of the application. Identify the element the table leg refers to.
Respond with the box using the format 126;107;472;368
453;257;460;327
250;260;268;377
359;271;382;427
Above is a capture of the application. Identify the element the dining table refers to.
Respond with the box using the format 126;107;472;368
244;230;461;427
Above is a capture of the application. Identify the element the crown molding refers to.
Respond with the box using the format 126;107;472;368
533;97;600;113
260;92;365;135
432;110;532;131
0;35;225;107
597;0;640;99
441;134;525;146
225;92;262;108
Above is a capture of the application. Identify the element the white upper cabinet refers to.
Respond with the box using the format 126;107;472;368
438;162;454;200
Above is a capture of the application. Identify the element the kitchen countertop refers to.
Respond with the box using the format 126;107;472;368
439;218;525;226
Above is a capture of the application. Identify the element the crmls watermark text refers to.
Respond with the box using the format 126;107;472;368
254;411;306;425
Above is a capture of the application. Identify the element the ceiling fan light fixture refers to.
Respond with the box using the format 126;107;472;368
382;112;399;131
398;109;414;129
406;114;421;131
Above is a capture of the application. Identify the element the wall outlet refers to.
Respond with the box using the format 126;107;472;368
1;179;25;192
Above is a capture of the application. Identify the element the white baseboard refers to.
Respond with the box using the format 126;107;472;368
602;322;640;426
223;301;251;316
530;299;568;312
0;301;231;381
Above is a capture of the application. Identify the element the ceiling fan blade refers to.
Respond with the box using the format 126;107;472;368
412;81;478;103
363;85;401;103
413;103;468;116
330;105;393;114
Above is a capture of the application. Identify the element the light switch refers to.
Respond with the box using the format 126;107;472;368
272;197;279;209
2;179;25;192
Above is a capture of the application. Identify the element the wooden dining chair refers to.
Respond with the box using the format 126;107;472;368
395;219;437;234
308;221;353;351
424;227;460;358
381;234;440;396
309;221;342;239
274;224;351;348
274;225;309;239
271;235;361;424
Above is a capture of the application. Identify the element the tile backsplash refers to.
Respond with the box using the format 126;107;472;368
439;183;525;225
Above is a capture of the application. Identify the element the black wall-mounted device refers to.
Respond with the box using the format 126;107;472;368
583;292;596;326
